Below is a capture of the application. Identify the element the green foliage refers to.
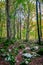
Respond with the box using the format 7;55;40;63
31;47;35;51
0;38;5;43
23;50;27;53
39;42;43;45
37;48;43;55
18;44;25;49
0;48;6;54
5;53;16;65
3;39;14;49
14;48;19;55
20;58;31;65
20;61;27;65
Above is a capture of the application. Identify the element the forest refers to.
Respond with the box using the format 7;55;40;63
0;0;43;65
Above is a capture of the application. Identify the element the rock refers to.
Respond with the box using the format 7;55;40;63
25;61;29;64
8;49;11;52
22;53;33;58
25;47;30;50
32;52;38;57
34;46;39;50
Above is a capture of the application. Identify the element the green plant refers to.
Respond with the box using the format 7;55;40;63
20;61;27;65
18;44;25;49
0;38;5;43
14;48;19;55
37;48;43;55
39;42;43;45
5;53;16;65
0;48;6;54
23;50;27;53
20;58;31;65
31;47;35;51
3;39;14;49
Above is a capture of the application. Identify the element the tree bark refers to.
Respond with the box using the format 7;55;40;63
20;16;21;39
39;1;42;38
26;7;30;41
17;19;20;39
6;0;11;39
36;0;41;44
13;12;16;39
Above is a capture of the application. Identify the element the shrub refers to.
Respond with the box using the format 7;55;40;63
18;44;25;49
3;39;14;49
20;61;27;65
37;48;43;55
23;50;27;53
5;53;16;65
14;48;19;55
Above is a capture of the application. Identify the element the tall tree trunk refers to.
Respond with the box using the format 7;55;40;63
13;12;16;39
6;0;11;39
36;0;41;44
0;8;1;38
26;8;30;41
20;16;21;39
0;8;2;38
17;19;20;39
39;1;42;38
13;5;17;39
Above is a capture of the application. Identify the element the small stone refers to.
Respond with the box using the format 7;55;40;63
25;47;30;50
8;49;11;52
25;61;28;64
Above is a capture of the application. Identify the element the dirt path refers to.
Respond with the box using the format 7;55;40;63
29;56;43;65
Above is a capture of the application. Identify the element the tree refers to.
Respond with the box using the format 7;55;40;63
36;0;41;44
39;1;42;38
0;8;2;38
26;5;30;41
6;0;11;39
16;10;20;39
26;0;35;41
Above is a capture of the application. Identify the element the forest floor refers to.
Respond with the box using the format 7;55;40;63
0;40;43;65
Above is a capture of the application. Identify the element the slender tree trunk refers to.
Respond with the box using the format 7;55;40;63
26;8;30;41
13;5;17;39
36;0;41;44
0;8;1;38
20;16;21;39
13;12;16;39
17;22;19;39
39;1;42;38
6;0;11;39
0;8;2;38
